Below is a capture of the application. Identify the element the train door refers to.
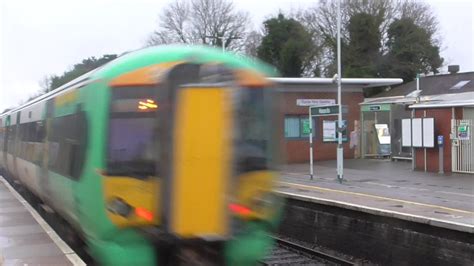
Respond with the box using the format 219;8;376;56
158;63;232;240
41;100;54;201
2;116;10;168
7;112;20;177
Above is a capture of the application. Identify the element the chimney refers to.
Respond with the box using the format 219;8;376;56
448;65;460;74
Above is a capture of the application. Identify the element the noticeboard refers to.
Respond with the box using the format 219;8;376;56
401;118;435;148
412;118;423;147
323;120;336;142
322;120;348;142
422;118;435;148
402;119;411;147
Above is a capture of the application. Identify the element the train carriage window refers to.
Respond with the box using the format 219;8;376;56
48;110;87;179
16;120;47;164
0;120;4;151
7;126;16;153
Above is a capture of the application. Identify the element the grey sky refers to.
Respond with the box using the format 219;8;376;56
1;0;473;112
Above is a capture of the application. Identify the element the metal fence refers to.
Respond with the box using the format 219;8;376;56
451;119;474;174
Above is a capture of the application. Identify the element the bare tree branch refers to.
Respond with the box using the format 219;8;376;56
295;0;440;77
147;0;251;51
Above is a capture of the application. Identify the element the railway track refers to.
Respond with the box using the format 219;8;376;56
262;237;355;265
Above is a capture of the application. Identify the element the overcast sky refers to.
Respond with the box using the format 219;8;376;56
1;0;473;111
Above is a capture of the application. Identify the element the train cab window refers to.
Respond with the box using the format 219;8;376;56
107;87;158;178
234;88;274;173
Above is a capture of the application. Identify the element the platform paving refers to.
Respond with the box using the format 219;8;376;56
0;177;84;266
277;159;474;232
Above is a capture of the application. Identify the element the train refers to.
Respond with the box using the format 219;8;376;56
0;45;283;265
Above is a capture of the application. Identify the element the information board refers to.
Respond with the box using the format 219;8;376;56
323;120;337;142
402;119;412;147
458;121;471;140
322;120;348;142
302;119;311;135
422;118;435;148
412;118;423;147
375;124;391;144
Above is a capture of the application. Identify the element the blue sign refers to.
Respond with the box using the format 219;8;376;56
437;135;444;146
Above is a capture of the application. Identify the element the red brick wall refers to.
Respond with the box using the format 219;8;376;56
279;91;364;163
414;107;463;173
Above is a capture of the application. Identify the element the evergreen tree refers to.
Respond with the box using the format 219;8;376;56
383;18;443;82
257;14;314;77
49;54;118;90
343;13;382;78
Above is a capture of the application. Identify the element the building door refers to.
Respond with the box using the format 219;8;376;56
362;109;391;158
451;110;474;173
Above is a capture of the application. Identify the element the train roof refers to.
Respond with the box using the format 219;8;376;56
92;45;277;79
1;45;278;117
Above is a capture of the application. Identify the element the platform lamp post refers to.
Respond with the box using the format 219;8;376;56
336;0;344;183
204;35;242;51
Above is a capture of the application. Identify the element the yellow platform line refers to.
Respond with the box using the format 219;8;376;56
277;181;474;215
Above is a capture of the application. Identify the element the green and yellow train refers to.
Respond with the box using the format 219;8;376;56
0;45;283;265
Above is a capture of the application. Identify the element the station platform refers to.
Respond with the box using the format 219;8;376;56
277;159;474;233
0;176;84;265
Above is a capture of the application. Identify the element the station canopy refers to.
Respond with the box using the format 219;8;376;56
269;77;403;92
409;91;474;109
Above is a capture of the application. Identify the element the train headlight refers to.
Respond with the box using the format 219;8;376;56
107;197;132;217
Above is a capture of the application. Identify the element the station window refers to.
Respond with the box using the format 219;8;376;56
284;116;316;139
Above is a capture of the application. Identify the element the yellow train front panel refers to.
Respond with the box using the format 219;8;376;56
171;86;232;238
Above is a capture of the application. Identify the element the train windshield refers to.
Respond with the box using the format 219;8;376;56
235;88;275;173
107;87;158;178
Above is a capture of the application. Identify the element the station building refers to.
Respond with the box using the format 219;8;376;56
360;70;474;174
271;78;402;163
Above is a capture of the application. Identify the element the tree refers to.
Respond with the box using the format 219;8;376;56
343;12;382;78
382;18;443;82
243;31;263;57
49;54;117;90
297;0;393;77
296;0;441;78
38;75;54;94
147;0;251;52
257;14;315;77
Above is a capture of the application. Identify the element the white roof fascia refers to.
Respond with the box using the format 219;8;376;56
269;77;403;88
409;102;474;108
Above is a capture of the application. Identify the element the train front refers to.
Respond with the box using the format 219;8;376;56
100;47;283;265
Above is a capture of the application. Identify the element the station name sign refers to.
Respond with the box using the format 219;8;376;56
296;99;336;106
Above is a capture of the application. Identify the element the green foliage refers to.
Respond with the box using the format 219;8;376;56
343;13;382;78
297;0;443;86
257;14;314;77
48;54;118;91
382;18;443;82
